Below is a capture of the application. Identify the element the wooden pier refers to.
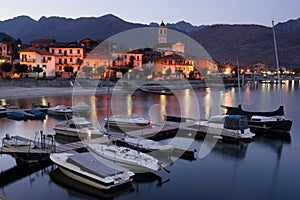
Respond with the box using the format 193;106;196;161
0;121;197;162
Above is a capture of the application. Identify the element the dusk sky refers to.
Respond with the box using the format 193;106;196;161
0;0;299;27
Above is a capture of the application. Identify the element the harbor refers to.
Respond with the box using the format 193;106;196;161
0;81;299;199
0;76;298;199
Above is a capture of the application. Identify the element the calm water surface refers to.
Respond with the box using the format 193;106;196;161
1;80;300;200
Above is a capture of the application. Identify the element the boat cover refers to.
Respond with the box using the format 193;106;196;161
224;115;248;130
67;152;126;178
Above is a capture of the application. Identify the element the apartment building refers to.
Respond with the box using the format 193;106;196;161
19;47;56;77
49;43;84;75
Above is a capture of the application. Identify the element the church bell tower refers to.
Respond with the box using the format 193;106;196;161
158;21;167;44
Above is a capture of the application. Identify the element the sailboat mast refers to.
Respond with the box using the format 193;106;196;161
272;20;283;105
107;22;112;135
237;59;242;105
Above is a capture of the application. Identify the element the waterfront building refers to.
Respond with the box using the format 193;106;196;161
31;39;56;51
49;42;84;76
20;47;56;77
155;52;194;78
194;59;218;76
0;38;16;64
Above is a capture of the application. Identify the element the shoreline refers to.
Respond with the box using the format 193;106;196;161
0;87;112;100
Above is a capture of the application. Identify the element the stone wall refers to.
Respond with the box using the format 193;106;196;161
0;78;74;87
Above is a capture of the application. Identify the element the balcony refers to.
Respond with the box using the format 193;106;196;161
22;58;36;62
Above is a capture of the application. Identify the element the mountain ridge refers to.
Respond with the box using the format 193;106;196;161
1;14;300;67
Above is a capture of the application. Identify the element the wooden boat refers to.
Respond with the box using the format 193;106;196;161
221;104;292;133
220;21;292;134
50;152;135;190
196;115;255;141
54;117;104;138
87;143;164;173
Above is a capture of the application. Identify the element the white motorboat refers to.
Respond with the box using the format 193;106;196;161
105;114;152;131
50;152;134;190
114;136;174;153
47;105;72;117
72;101;91;112
0;105;6;111
87;143;164;173
54;117;104;138
197;115;255;141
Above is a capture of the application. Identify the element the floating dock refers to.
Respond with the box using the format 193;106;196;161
1;116;252;163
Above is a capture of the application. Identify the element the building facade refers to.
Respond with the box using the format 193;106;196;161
20;47;56;77
49;43;84;75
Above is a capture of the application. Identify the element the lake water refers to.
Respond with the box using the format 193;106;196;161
1;80;300;200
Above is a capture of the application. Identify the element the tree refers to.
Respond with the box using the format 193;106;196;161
0;62;13;78
13;63;28;78
188;70;194;79
96;66;105;76
64;66;74;74
128;55;135;69
165;68;172;77
81;66;93;76
33;66;43;79
14;63;28;74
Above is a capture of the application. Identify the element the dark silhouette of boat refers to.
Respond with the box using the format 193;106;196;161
7;111;30;121
221;21;293;134
221;104;292;134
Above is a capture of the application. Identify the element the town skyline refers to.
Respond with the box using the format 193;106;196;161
0;0;299;27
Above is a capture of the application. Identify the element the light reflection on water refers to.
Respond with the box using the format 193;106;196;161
1;83;300;200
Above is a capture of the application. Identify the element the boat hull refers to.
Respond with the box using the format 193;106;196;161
50;153;133;190
105;121;150;132
222;105;293;134
248;119;292;133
